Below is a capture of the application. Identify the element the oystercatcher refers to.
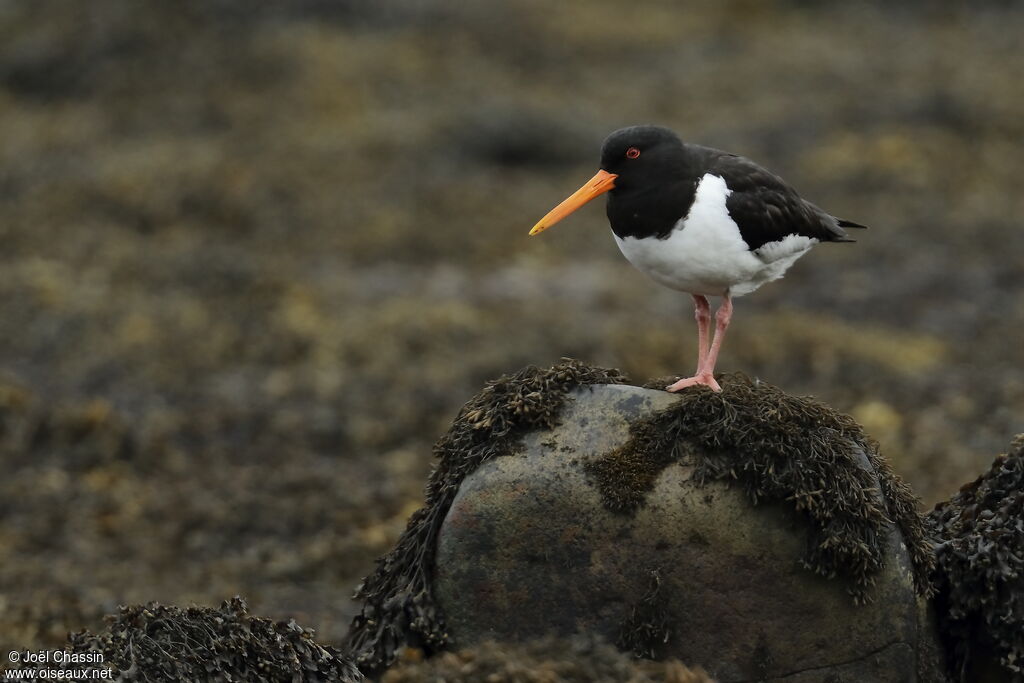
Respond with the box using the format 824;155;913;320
529;125;864;392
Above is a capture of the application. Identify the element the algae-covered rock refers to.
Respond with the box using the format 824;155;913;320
56;597;362;682
928;434;1024;682
434;382;944;682
343;360;628;673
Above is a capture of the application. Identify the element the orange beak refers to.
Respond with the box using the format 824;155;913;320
529;169;618;236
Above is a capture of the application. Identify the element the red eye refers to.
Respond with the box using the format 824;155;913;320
625;147;640;159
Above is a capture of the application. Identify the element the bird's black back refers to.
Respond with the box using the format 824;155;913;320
706;148;861;249
604;134;865;249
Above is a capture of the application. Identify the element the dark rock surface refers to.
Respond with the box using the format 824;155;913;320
435;384;945;682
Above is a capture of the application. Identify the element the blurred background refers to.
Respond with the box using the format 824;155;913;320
1;0;1022;656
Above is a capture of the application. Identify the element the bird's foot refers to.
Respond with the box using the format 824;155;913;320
665;373;721;393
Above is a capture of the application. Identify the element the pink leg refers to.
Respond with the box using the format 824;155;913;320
666;293;732;393
692;295;711;371
702;294;732;376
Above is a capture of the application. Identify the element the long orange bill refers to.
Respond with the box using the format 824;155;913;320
529;169;618;235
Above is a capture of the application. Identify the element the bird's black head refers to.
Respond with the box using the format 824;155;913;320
529;125;690;238
598;125;686;194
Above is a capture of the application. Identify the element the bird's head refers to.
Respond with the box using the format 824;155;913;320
529;125;685;235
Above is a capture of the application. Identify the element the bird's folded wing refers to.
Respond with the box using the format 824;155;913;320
711;153;854;249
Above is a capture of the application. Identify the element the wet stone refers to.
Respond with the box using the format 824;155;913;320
434;384;946;683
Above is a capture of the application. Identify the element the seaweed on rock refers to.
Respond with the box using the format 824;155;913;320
928;434;1024;681
343;359;626;674
588;373;935;603
347;364;937;674
617;568;673;660
58;597;361;682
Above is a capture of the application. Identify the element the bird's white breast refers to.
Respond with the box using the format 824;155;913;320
612;173;816;297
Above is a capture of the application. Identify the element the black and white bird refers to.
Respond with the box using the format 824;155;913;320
529;125;864;392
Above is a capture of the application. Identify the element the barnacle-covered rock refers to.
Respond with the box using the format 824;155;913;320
433;379;944;682
928;435;1024;682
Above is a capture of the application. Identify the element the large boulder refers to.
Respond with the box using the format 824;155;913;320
434;383;945;682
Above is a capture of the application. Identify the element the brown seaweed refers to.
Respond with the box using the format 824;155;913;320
928;434;1024;681
588;373;935;603
58;597;361;682
617;569;673;660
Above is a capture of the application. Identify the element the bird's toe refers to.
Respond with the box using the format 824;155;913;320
666;374;721;393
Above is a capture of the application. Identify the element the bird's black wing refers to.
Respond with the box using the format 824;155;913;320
706;151;864;250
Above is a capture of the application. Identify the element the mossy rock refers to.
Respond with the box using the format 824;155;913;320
434;384;945;682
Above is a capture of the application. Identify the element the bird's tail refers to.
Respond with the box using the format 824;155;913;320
824;215;867;242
